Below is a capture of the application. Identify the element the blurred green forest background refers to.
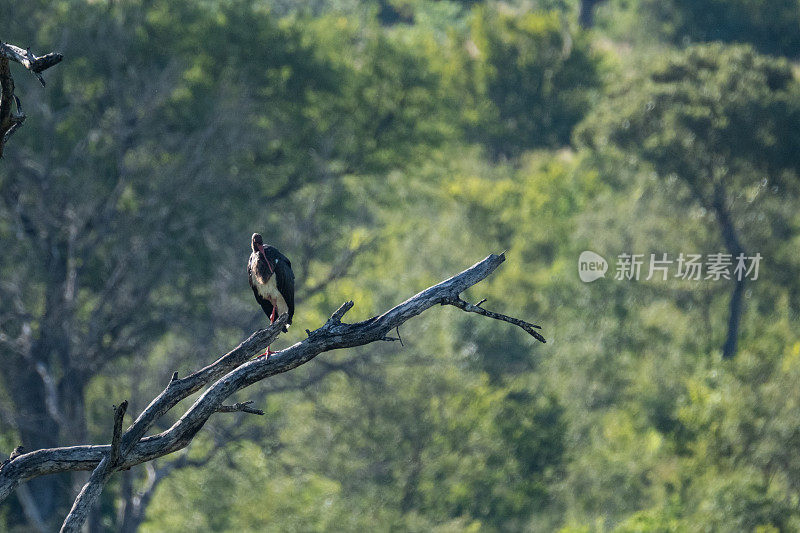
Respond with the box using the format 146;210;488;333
2;0;800;531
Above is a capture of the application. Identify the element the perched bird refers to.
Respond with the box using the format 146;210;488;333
248;233;295;358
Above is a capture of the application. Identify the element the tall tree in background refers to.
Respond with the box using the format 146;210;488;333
578;0;607;28
0;0;466;528
464;7;600;158
638;0;800;58
577;44;800;358
0;1;346;528
5;0;800;531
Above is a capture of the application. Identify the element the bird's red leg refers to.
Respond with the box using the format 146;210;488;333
261;345;277;359
260;306;278;359
257;346;277;360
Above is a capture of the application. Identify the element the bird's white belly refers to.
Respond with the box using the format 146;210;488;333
255;274;288;316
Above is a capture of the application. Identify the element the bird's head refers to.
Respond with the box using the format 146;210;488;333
251;233;273;272
251;233;265;254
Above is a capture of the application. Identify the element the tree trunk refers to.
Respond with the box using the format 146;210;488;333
579;0;606;29
7;357;63;523
712;187;746;359
722;278;745;359
6;238;89;528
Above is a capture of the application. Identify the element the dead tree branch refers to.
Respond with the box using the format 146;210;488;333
0;57;22;157
215;401;264;416
0;42;63;157
442;296;546;343
109;402;128;468
0;43;63;85
0;253;543;531
59;401;128;533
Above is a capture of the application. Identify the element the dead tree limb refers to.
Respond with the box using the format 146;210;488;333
0;43;63;85
0;253;543;531
109;401;128;468
215;401;264;415
443;296;546;343
60;402;127;533
0;42;63;157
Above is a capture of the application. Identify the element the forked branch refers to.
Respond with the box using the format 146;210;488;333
60;402;128;533
0;253;544;531
443;296;546;343
0;42;63;157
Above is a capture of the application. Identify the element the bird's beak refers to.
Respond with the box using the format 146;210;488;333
258;243;274;273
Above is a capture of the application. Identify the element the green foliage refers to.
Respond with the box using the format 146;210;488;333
465;6;601;157
596;0;800;59
577;44;800;194
576;42;800;338
3;1;800;532
141;441;345;532
641;0;800;58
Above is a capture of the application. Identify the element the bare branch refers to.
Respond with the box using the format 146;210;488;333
0;42;63;86
118;315;288;459
60;401;127;533
110;402;128;467
0;57;22;158
443;296;546;344
215;401;264;416
0;42;62;157
0;253;544;531
329;300;354;324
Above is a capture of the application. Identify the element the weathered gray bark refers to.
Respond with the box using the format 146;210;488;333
0;42;62;157
60;402;127;533
0;253;544;531
0;42;65;523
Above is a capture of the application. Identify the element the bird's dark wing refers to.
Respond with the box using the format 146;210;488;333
248;252;275;320
257;254;272;279
275;255;295;324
